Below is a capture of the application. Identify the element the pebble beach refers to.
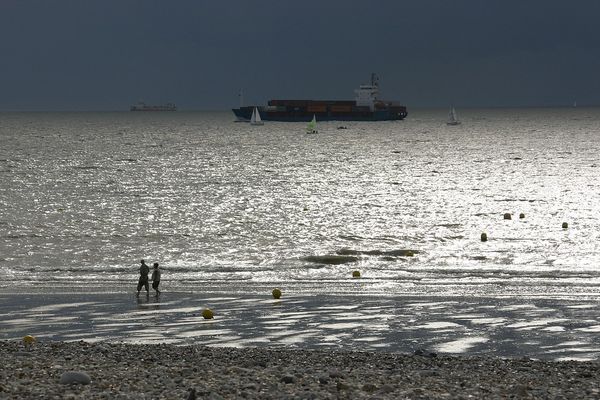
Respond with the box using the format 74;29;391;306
3;340;600;399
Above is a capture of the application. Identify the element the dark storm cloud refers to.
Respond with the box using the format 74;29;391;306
0;0;599;110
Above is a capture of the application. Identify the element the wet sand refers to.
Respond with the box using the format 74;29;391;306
1;291;600;360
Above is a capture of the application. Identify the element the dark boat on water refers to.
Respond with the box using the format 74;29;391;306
232;74;407;122
130;102;177;111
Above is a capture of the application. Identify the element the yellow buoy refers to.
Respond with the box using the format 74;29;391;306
519;213;525;219
201;308;214;319
481;233;488;242
23;335;36;346
503;213;512;220
352;270;361;278
562;222;568;229
272;288;282;299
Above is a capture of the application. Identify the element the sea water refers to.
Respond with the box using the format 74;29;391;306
1;108;599;298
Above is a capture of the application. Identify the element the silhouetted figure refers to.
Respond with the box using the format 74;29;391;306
151;262;161;296
136;259;150;296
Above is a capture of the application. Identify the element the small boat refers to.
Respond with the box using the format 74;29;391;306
306;115;318;134
447;106;461;125
250;107;264;126
130;102;177;111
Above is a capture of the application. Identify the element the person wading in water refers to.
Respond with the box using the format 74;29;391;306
137;259;150;296
151;262;161;296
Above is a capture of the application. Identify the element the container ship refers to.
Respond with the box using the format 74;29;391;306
130;102;177;111
232;74;407;122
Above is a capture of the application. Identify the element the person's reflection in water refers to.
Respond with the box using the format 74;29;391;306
136;292;161;310
147;294;161;310
136;293;149;308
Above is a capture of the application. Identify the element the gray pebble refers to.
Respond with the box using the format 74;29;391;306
328;369;344;378
59;371;91;385
362;383;377;392
378;384;395;394
510;384;530;397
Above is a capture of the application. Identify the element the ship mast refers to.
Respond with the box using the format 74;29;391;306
371;73;379;87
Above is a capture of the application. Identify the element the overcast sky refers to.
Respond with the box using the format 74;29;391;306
1;0;599;111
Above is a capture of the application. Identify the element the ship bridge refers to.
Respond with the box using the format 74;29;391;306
354;73;380;111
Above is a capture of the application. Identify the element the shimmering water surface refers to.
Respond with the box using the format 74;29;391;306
1;109;599;297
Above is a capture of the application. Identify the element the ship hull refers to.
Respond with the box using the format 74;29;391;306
232;106;407;122
130;102;177;111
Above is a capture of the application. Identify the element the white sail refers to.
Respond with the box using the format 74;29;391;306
306;115;318;134
255;108;262;123
447;106;460;125
250;107;264;125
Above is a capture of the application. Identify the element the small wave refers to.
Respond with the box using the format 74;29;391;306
336;248;419;257
434;223;462;228
72;165;102;170
470;256;488;261
5;233;44;239
338;235;365;241
303;255;359;265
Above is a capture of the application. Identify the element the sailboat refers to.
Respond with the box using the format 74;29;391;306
250;107;264;126
447;106;461;125
306;114;318;134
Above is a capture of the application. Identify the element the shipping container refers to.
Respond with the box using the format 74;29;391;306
307;105;327;113
330;105;352;112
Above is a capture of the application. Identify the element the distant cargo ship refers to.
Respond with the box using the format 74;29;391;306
232;74;407;122
130;102;177;111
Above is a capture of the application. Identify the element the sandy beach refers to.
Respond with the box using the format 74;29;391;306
1;291;600;398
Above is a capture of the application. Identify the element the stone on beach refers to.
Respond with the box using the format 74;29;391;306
59;371;91;385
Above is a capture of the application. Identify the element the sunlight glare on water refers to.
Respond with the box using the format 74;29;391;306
0;108;599;298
